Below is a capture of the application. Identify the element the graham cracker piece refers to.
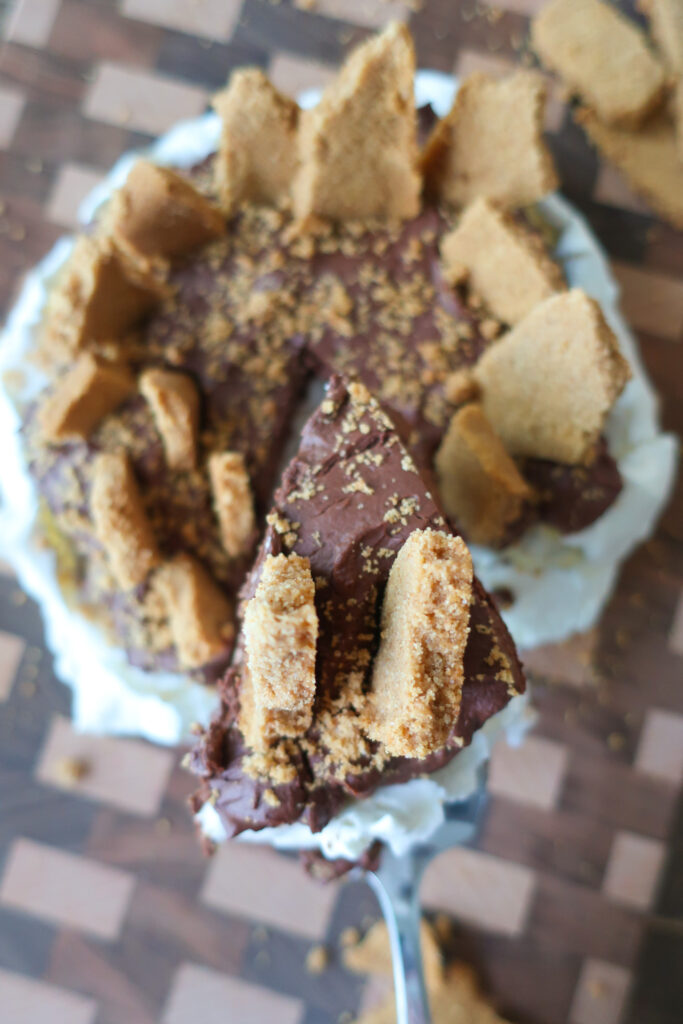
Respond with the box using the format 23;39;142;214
435;404;534;547
474;289;631;465
368;529;472;759
642;0;683;73
212;69;299;214
577;106;683;228
292;22;421;222
352;958;510;1024
38;353;134;442
240;553;318;750
43;235;167;358
154;553;233;669
421;71;558;209
207;451;256;559
90;451;160;589
532;0;665;127
139;368;200;472
441;198;565;325
343;920;443;992
106;160;225;264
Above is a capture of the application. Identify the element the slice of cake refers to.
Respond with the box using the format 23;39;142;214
190;378;526;858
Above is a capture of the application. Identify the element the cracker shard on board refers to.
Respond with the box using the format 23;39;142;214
293;21;421;222
421;71;558;209
643;0;683;74
213;68;299;213
474;289;631;465
368;529;473;760
532;0;665;127
577;107;683;229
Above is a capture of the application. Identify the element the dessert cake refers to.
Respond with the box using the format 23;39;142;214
189;378;527;855
0;20;672;741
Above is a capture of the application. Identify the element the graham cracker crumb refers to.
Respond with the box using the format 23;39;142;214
90;451;161;589
435;403;533;547
240;553;318;750
421;71;558;209
344;919;442;992
208;451;256;559
643;0;683;74
38;353;134;442
105;159;224;264
212;69;299;213
43;236;168;359
52;756;91;787
577;105;683;227
306;944;330;974
154;553;233;669
441;198;565;325
139;368;200;472
292;22;421;222
532;0;665;127
368;529;472;759
474;289;631;464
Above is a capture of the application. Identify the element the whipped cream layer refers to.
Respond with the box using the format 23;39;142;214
198;691;534;862
0;73;675;747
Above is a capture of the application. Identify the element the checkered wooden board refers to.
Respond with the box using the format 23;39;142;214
0;1;682;1022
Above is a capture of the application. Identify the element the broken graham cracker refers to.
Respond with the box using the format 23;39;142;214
90;451;160;589
642;0;683;73
435;404;534;548
344;919;443;992
441;198;565;325
577;106;683;228
240;553;318;751
37;353;134;442
345;920;512;1024
292;22;421;222
208;451;256;559
421;71;558;210
368;529;472;759
212;69;299;214
474;289;631;465
532;0;665;128
139;368;200;472
43;235;168;359
154;553;234;669
105;160;225;264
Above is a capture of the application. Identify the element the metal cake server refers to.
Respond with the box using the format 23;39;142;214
365;774;488;1024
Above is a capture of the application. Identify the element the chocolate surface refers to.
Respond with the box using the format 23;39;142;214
192;377;525;839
